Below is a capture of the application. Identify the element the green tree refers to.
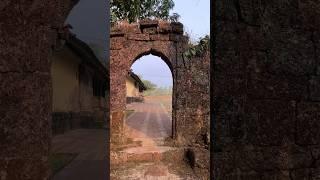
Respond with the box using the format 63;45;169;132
142;80;157;90
111;0;178;23
183;35;210;59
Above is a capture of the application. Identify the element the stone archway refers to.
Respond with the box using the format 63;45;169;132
130;50;175;136
3;1;320;179
110;20;188;144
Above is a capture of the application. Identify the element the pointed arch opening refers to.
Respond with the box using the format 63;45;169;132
125;52;175;140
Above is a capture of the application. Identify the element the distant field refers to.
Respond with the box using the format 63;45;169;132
145;95;172;114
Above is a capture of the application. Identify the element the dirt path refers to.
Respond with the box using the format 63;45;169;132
111;98;197;179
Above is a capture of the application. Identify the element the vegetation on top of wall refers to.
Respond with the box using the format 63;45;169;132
169;13;180;22
111;0;179;24
183;35;210;59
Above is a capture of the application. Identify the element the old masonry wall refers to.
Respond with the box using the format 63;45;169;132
212;0;320;179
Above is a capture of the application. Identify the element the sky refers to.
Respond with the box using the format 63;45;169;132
66;0;109;65
171;0;210;42
65;0;210;87
131;56;173;88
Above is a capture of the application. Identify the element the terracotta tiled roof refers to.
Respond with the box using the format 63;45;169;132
128;70;147;91
65;35;109;78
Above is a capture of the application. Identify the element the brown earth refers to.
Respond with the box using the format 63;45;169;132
144;95;172;114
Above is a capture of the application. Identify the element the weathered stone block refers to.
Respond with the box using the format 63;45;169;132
296;102;320;145
246;100;295;146
244;50;269;73
142;27;157;34
169;34;181;42
234;144;314;172
110;111;125;144
215;0;238;21
298;1;320;30
212;152;238;179
112;21;141;34
0;23;53;73
311;167;320;179
247;72;308;100
213;0;320;178
139;19;159;27
127;34;150;41
239;26;265;51
215;21;243;51
214;49;243;75
290;168;312;180
309;76;320;101
213;96;246;143
240;0;301;28
185;148;209;177
125;23;141;34
4;158;49;180
238;0;262;26
110;36;126;50
0;73;51;158
266;29;315;76
110;29;125;37
150;34;170;41
213;74;246;97
158;22;172;33
170;22;183;34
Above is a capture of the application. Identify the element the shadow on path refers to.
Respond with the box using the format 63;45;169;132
51;129;108;180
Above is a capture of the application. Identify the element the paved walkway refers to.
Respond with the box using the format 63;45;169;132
111;99;197;179
125;99;172;144
52;129;108;180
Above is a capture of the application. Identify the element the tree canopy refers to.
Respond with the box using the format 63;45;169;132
111;0;178;23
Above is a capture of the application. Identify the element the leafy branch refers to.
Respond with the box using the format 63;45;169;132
111;0;180;24
183;35;210;59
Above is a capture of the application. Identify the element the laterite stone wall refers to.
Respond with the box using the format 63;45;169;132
0;1;76;179
213;0;320;178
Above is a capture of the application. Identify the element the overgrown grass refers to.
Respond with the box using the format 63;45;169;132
49;153;77;176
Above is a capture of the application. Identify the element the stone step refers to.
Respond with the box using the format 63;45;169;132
133;137;166;146
111;162;188;180
111;151;162;165
111;146;175;165
126;151;163;163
